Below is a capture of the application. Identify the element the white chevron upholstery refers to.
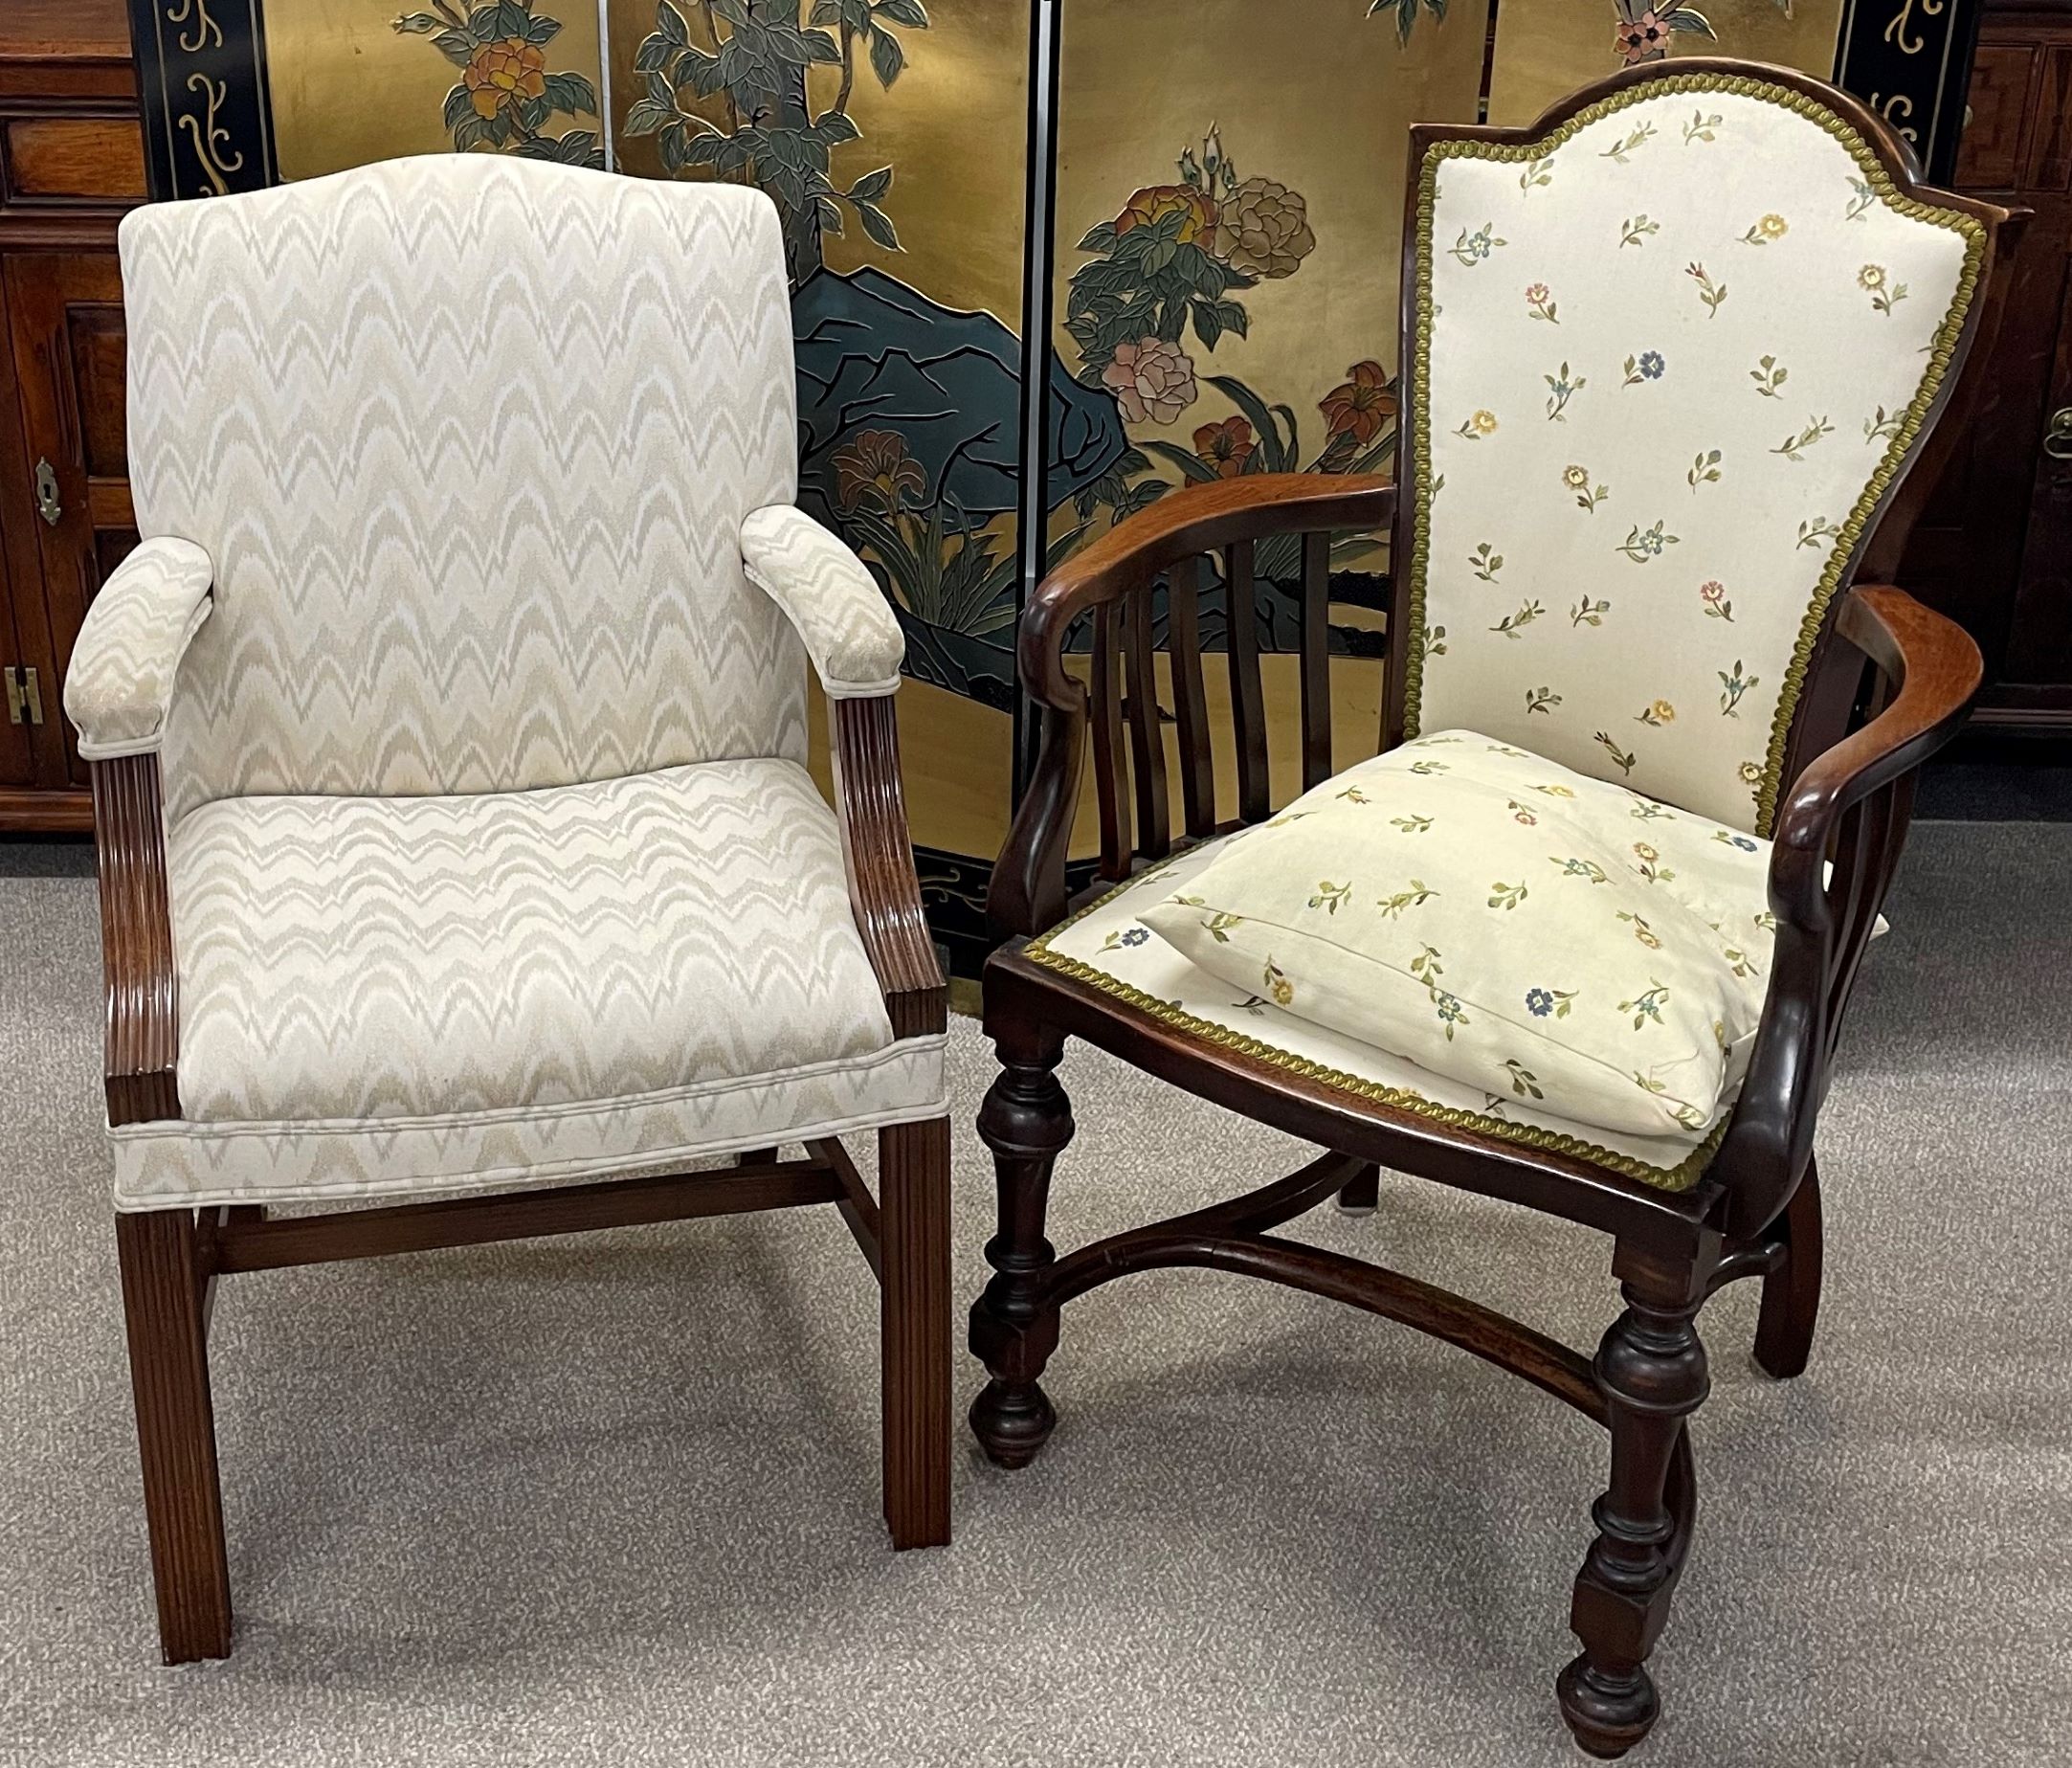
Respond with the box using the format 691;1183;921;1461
113;760;943;1208
741;505;904;698
93;158;941;1210
62;538;214;759
119;155;812;822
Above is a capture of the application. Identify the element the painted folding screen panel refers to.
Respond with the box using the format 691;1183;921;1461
1049;0;1492;818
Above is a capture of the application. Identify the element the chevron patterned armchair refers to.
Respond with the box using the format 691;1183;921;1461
63;156;951;1665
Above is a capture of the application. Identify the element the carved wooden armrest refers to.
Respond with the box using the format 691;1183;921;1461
991;472;1396;940
89;753;182;1127
832;696;946;1040
1712;584;1982;1233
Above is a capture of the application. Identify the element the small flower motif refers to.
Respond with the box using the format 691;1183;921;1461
1637;697;1677;727
1526;988;1555;1017
1738;760;1764;786
1192;415;1257;479
1103;336;1198;425
1563;464;1591;490
1711;829;1760;853
1121;927;1149;947
1685;262;1727;317
1634;841;1660;863
1614;11;1670;62
1320;362;1396;444
1264;957;1294;1007
1525;282;1559;324
1860;263;1909;315
1435;992;1467;1034
1460;408;1499;439
1545;362;1587;421
1741;213;1789;245
1617;910;1663;951
1622;349;1666;387
1451;224;1505;267
834;429;926;513
1700;579;1733;621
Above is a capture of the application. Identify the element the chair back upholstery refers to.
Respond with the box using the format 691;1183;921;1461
1398;65;1988;832
119;155;805;821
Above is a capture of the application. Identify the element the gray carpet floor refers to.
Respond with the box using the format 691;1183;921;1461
2;823;2068;1768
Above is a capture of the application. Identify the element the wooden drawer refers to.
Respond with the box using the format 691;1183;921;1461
1;114;145;205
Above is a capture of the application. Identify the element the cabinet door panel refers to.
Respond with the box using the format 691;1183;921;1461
3;249;136;786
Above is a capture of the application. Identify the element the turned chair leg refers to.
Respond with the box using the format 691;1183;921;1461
969;1035;1073;1469
1754;1158;1822;1380
1336;1161;1381;1216
1558;1269;1708;1758
115;1209;233;1664
880;1116;952;1550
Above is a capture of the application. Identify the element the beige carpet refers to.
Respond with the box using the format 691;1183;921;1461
1;824;2067;1767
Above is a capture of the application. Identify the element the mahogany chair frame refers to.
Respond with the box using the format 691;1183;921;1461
98;694;949;1666
972;59;2021;1757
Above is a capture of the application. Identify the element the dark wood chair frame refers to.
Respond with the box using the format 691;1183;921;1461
97;693;950;1666
971;59;2021;1758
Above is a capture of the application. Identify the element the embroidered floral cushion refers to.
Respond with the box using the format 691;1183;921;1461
1135;731;1779;1141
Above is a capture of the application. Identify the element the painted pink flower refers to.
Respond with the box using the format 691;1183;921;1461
1103;336;1199;426
1699;580;1726;606
1614;11;1670;62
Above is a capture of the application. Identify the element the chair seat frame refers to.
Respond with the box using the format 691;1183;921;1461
970;59;2018;1759
98;694;950;1665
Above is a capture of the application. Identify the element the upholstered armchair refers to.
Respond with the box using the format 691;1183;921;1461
972;61;2018;1757
66;156;950;1666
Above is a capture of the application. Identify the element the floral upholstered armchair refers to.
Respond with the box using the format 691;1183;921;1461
65;156;950;1664
972;61;2018;1757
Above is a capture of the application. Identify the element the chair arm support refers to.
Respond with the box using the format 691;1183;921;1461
1712;584;1980;1233
1766;585;1982;924
741;505;905;700
990;473;1395;939
61;537;214;759
831;695;946;1040
88;752;182;1126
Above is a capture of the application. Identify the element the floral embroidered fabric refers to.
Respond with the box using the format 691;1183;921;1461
1404;75;1983;833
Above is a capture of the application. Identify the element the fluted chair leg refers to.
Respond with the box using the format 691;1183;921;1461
880;1116;951;1549
115;1209;232;1664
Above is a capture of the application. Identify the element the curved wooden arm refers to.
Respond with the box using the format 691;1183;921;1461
1018;473;1396;710
89;754;182;1125
1712;585;1981;1235
991;473;1396;940
832;696;947;1039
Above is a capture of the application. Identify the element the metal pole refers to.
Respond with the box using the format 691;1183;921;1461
1012;0;1063;804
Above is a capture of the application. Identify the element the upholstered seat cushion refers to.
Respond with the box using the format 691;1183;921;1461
1137;732;1775;1143
1032;733;1797;1191
110;759;947;1209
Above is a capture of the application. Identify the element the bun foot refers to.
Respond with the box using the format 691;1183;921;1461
1556;1655;1659;1759
969;1377;1056;1469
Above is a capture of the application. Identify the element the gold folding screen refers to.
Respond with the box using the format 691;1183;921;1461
129;0;1983;967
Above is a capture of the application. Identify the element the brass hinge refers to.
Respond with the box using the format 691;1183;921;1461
4;666;43;726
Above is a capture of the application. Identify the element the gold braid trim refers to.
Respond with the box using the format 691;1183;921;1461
1399;70;1988;839
1025;863;1725;1194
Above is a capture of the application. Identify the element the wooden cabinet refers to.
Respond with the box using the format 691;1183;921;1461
0;0;138;831
1905;0;2072;744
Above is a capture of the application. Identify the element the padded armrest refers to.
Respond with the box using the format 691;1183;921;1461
740;505;904;700
62;537;214;759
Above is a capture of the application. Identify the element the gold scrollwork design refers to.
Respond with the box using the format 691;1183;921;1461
165;0;224;56
1883;0;1946;58
1869;91;1920;147
176;74;245;197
